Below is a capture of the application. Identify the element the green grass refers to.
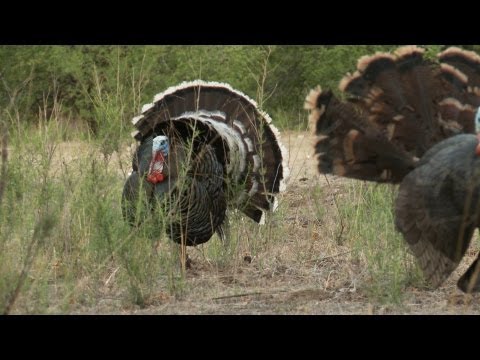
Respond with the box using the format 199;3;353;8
0;68;171;312
0;120;186;312
336;181;425;304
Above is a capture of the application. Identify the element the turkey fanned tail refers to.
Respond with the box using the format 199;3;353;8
305;46;480;184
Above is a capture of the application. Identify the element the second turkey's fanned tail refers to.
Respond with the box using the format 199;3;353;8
131;80;288;224
305;46;480;184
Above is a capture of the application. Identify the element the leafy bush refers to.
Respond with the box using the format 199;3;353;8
1;45;450;132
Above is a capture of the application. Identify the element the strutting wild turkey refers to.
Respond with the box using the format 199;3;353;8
304;46;480;293
122;80;289;253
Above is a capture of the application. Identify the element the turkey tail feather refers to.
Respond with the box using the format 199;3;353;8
305;86;416;183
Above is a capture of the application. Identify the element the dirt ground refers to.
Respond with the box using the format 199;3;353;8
67;131;480;315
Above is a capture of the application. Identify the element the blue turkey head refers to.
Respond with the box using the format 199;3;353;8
152;135;169;157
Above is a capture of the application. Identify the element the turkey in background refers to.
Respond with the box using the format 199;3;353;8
305;46;480;293
122;80;289;266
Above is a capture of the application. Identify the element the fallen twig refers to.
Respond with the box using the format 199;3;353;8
316;250;352;262
212;289;290;301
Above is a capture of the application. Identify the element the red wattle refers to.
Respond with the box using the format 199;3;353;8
147;151;166;184
147;172;165;184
